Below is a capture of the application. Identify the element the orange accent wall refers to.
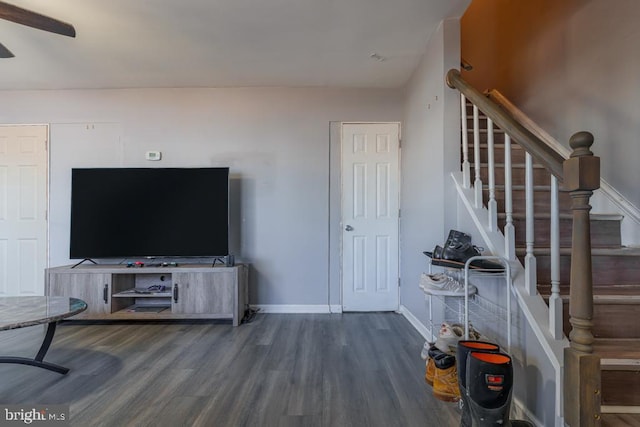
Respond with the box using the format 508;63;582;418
460;0;582;102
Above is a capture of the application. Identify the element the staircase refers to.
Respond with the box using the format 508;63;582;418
467;102;640;425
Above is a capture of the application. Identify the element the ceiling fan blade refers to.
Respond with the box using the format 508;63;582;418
0;41;14;58
0;1;75;37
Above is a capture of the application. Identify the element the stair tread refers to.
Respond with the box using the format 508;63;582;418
540;289;640;308
601;410;640;423
544;295;640;305
542;284;640;290
516;246;640;255
485;184;552;191
602;406;640;414
468;143;524;149
593;294;640;303
466;128;505;134
476;163;544;169
498;212;623;221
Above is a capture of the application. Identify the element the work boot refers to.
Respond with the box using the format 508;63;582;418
457;341;500;427
425;345;448;386
466;351;532;426
433;352;460;402
425;358;434;385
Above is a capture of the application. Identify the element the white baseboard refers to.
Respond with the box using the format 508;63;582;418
329;305;343;313
250;304;332;314
398;305;431;341
512;396;544;427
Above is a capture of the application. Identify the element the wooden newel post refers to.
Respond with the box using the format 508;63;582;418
563;131;601;426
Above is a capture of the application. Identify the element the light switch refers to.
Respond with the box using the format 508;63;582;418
145;151;162;161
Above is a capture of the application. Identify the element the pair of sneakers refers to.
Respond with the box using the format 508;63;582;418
419;272;477;297
435;322;482;355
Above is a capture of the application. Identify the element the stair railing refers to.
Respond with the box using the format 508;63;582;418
486;89;572;341
446;69;602;426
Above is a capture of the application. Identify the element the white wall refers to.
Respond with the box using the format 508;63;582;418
401;15;557;425
0;87;401;306
400;18;462;320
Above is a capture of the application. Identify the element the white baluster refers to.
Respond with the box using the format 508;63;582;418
549;176;563;339
473;106;483;208
503;134;516;260
461;94;471;189
487;118;497;230
525;152;537;296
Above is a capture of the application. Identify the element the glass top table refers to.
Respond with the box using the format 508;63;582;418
0;296;87;374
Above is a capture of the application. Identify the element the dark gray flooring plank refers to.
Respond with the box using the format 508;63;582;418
0;313;460;426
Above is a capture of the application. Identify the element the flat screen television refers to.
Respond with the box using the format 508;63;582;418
70;167;229;259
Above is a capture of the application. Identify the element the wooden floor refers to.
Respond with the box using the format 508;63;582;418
0;313;460;427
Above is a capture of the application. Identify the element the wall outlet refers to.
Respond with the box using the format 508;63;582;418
145;151;162;161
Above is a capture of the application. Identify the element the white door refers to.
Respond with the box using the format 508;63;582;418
0;125;48;296
341;123;400;311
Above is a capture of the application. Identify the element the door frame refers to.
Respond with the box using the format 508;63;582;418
328;121;401;312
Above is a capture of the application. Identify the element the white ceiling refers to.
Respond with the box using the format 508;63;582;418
0;0;468;90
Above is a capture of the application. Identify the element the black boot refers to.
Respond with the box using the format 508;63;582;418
445;229;472;247
423;230;470;259
466;352;534;426
423;229;503;271
442;238;503;271
457;341;500;427
466;351;513;426
423;245;443;260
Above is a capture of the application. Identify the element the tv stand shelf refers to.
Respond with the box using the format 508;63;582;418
112;290;173;297
45;264;248;326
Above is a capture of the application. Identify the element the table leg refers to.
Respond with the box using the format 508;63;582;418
0;322;69;374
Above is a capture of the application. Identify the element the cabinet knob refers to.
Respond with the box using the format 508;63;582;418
173;284;179;303
103;284;109;304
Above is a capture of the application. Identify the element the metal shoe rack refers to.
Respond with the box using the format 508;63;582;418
425;255;513;352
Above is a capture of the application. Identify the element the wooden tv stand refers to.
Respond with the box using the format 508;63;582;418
45;264;248;326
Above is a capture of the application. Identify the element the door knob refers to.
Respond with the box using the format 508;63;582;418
345;225;354;231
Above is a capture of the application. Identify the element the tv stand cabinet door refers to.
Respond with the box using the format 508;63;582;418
47;273;112;318
172;272;235;317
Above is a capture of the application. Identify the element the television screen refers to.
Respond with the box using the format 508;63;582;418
70;167;229;259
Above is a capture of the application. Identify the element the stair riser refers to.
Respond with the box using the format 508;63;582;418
560;302;640;339
465;115;491;127
465;116;510;132
467;144;528;164
465;131;507;145
475;166;551;186
601;371;640;406
533;254;640;286
490;189;573;214
504;217;622;248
